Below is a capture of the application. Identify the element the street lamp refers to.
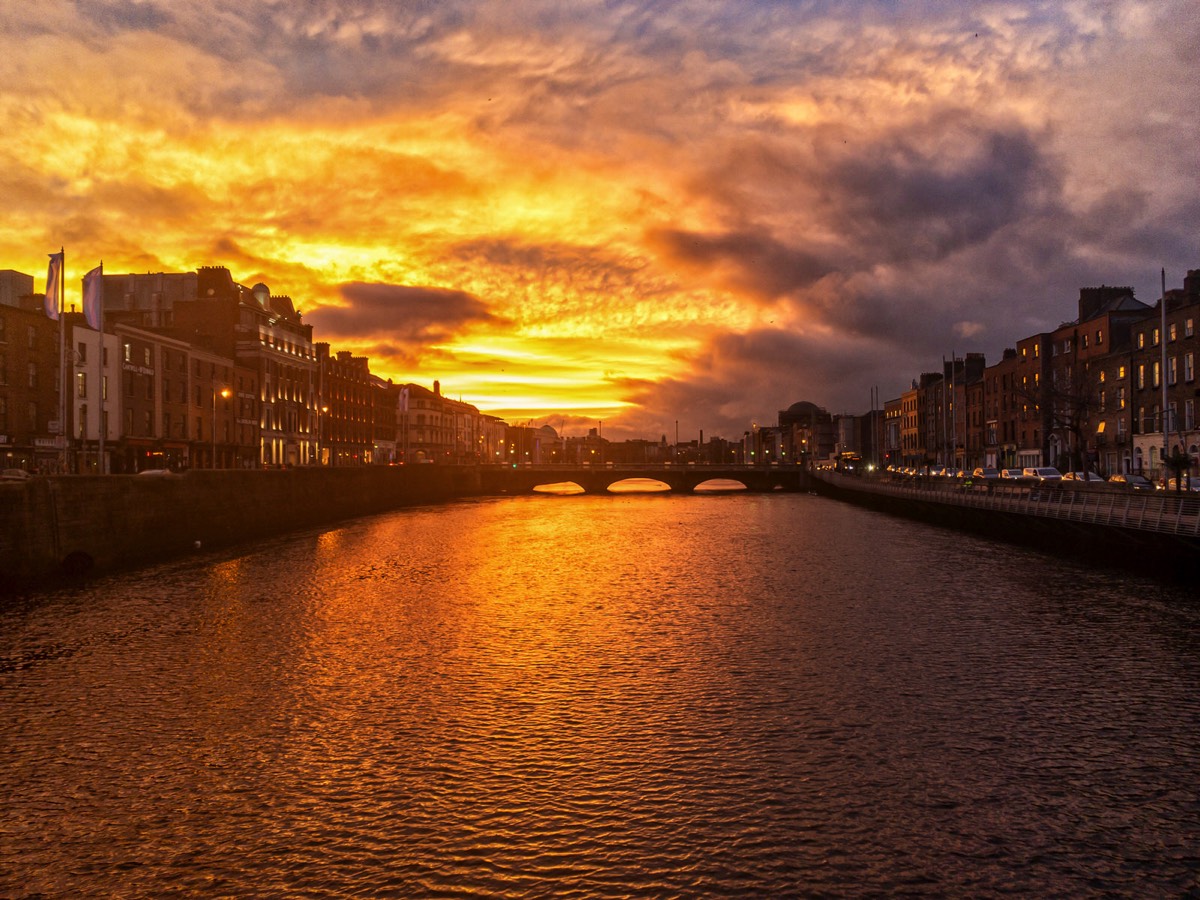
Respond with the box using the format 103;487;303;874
212;383;231;468
319;405;329;465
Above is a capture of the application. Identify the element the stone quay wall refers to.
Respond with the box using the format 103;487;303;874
0;466;485;590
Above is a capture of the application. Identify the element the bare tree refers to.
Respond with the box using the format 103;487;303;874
1016;361;1099;476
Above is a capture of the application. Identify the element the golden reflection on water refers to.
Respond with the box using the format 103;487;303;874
4;495;1200;896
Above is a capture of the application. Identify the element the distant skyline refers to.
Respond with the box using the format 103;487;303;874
2;1;1197;440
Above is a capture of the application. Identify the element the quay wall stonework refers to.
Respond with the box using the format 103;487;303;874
0;466;484;590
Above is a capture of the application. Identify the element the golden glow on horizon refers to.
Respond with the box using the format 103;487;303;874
0;3;1183;436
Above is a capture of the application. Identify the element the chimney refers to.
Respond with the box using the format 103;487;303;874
433;380;440;397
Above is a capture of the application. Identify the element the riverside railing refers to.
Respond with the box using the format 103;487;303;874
814;472;1200;538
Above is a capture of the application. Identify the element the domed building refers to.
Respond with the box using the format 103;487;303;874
777;400;835;466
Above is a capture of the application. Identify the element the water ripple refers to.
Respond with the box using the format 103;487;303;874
2;495;1199;897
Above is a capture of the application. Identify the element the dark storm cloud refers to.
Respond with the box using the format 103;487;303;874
309;283;503;343
613;326;909;440
79;0;176;34
646;227;834;303
828;127;1055;264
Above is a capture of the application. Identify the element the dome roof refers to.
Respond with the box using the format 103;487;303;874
785;400;823;416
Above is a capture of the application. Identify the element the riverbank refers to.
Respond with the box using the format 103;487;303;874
0;466;486;591
810;470;1200;584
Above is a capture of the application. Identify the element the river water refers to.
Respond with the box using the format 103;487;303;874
1;490;1198;898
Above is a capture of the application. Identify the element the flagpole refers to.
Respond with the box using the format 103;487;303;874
58;247;67;474
97;261;105;474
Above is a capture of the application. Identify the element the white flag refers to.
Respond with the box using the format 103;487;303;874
44;251;63;320
83;264;103;330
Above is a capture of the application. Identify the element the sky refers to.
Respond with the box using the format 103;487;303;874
1;1;1197;441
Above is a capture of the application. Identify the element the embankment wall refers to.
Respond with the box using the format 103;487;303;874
0;466;484;590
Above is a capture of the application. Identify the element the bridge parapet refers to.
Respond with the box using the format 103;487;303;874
480;465;813;494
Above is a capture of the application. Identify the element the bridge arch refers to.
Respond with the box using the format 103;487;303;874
532;481;586;495
482;465;813;495
693;478;749;492
606;477;671;493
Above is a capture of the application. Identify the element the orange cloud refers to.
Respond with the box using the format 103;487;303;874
0;1;1195;441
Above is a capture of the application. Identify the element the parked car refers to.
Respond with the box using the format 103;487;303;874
0;468;31;480
1108;473;1154;490
1062;471;1105;482
1159;477;1200;492
972;467;1000;479
1000;468;1024;480
1021;467;1062;481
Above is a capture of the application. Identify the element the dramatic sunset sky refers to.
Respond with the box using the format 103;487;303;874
1;1;1197;440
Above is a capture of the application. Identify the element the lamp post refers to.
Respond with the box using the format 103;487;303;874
212;383;230;468
318;405;329;465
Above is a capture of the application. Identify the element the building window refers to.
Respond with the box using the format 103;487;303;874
144;348;151;366
145;376;153;400
1138;332;1145;350
1118;365;1126;379
1153;361;1161;388
1117;387;1126;410
1187;318;1195;338
27;326;36;350
1137;406;1145;434
27;362;36;389
1096;329;1104;346
1186;353;1195;383
77;341;87;363
1169;357;1178;386
1137;364;1145;389
1153;327;1160;346
1168;402;1178;433
1187;399;1196;431
1169;322;1178;342
1099;389;1106;412
77;372;87;398
123;342;132;362
145;411;153;434
27;401;37;430
1082;334;1089;349
1099;370;1106;383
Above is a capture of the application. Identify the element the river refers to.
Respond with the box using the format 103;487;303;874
2;490;1198;897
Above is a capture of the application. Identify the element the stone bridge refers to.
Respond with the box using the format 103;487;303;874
479;464;814;495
